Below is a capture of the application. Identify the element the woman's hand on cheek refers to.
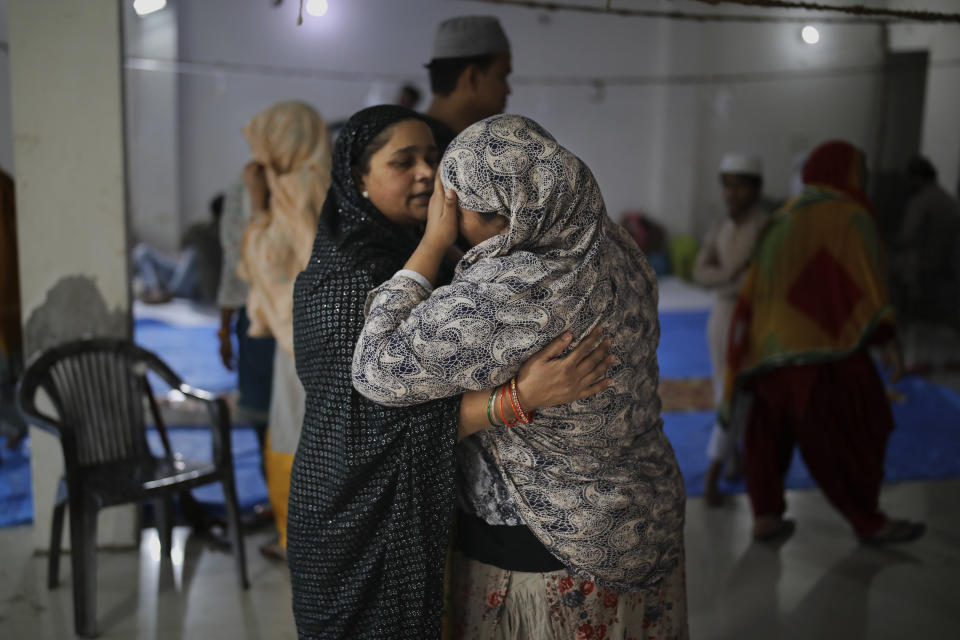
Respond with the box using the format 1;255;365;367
422;173;460;251
516;326;615;411
404;174;459;286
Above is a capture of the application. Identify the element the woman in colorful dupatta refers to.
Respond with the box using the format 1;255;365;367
722;140;925;544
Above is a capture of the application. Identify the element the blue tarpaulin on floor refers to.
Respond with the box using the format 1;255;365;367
658;310;713;379
665;375;960;496
3;310;959;527
135;318;238;394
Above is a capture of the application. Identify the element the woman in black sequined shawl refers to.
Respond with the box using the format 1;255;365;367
287;106;461;638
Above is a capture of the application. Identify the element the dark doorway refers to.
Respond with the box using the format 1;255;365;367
871;50;929;241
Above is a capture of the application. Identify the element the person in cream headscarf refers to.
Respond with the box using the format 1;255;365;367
239;101;332;559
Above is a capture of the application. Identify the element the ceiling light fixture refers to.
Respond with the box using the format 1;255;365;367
801;25;820;45
305;0;328;17
133;0;167;17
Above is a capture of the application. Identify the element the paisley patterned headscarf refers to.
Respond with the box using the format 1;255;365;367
354;115;685;590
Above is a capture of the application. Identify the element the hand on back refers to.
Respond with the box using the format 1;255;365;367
517;326;616;412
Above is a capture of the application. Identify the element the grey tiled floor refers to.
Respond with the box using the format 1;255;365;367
1;476;958;639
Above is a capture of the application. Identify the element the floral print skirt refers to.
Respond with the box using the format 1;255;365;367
447;551;688;640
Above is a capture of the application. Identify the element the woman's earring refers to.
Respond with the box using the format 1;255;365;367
361;190;369;199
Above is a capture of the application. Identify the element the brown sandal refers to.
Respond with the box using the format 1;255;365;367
753;518;796;544
860;520;926;546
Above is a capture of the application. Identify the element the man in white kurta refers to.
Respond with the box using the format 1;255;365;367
694;153;770;506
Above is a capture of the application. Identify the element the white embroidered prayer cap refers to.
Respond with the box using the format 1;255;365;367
430;16;510;60
718;152;763;177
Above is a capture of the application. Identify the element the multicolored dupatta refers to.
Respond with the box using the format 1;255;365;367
721;141;895;420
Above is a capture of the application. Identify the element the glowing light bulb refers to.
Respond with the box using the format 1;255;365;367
305;0;328;17
133;0;167;16
801;25;820;45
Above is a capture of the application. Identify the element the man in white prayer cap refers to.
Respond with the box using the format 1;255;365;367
694;152;772;506
423;15;512;151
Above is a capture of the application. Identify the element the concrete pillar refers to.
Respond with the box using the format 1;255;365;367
0;7;13;175
8;0;136;549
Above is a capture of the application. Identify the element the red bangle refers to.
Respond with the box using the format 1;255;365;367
509;377;532;425
498;384;518;427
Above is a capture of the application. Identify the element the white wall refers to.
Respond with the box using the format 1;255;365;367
675;18;886;236
170;0;670;233
124;0;181;252
124;0;921;244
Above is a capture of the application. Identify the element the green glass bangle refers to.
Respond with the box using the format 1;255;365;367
486;387;499;427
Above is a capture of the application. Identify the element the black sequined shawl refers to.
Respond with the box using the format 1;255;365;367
287;106;461;639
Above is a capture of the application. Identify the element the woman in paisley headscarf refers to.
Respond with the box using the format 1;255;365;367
238;101;332;560
287;105;613;639
721;140;925;545
353;114;688;638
